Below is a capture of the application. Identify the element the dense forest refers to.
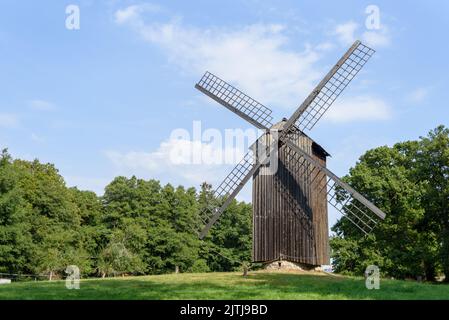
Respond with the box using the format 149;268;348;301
0;149;251;279
0;125;448;281
331;125;449;281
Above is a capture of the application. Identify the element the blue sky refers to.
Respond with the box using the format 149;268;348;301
1;1;448;227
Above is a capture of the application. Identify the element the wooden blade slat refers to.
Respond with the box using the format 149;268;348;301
195;72;273;130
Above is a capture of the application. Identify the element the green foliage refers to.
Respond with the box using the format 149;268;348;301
0;149;252;278
2;125;449;282
202;200;252;271
331;126;449;281
97;236;145;277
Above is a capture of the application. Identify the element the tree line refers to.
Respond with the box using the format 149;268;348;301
331;125;449;281
0;149;251;279
1;125;448;281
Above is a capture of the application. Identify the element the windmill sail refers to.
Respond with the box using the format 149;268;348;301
295;42;375;132
194;40;384;239
195;72;273;130
281;41;375;136
282;137;385;234
198;150;259;239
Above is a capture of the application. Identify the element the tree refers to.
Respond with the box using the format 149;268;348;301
416;126;449;281
0;149;34;274
0;150;96;278
331;126;449;281
69;188;107;275
199;180;252;272
97;234;145;277
101;177;209;274
0;150;254;278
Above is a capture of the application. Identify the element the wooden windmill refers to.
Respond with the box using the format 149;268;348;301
194;40;386;267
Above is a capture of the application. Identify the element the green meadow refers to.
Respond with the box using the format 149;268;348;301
1;271;448;300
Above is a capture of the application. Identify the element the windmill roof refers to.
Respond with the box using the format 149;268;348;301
270;118;331;157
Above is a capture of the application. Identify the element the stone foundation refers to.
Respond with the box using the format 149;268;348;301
264;260;322;271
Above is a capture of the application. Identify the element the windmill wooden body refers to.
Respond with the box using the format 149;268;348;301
194;40;386;267
252;120;330;265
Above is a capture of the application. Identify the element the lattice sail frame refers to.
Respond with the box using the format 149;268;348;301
325;181;379;234
197;134;383;236
194;40;385;238
196;150;256;236
294;42;375;132
196;72;273;130
214;150;255;199
282;135;385;235
197;134;274;238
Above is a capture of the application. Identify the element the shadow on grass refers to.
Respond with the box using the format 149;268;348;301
0;272;448;300
248;273;448;300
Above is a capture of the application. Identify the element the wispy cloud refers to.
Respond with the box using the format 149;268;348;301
114;5;332;108
105;138;245;188
334;21;359;46
114;4;162;24
115;5;390;125
407;87;431;104
0;113;19;128
334;21;391;48
115;5;143;24
324;96;392;123
30;133;45;143
28;99;56;111
362;26;391;48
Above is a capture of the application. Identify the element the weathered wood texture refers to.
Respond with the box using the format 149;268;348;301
252;127;329;266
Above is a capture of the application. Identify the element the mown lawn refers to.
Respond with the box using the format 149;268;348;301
0;271;448;300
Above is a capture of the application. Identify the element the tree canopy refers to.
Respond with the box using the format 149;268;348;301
1;125;448;281
0;149;252;279
331;126;449;281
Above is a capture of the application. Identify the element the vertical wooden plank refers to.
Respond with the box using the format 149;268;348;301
252;124;329;266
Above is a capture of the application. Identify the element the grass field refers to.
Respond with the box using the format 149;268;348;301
0;270;448;300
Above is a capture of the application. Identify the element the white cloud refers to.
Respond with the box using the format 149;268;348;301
408;87;430;104
114;5;329;108
334;21;359;46
324;96;392;123
0;113;19;128
315;41;335;52
30;133;45;143
115;5;141;24
105;138;256;201
362;27;391;48
28;99;56;111
334;21;391;48
105;138;246;188
114;4;161;25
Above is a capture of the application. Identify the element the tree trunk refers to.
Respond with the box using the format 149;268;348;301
49;271;53;281
101;272;106;279
423;260;436;282
441;228;449;282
